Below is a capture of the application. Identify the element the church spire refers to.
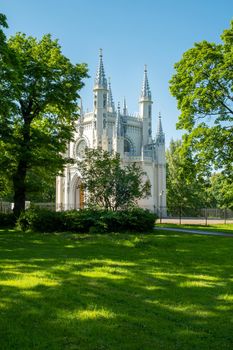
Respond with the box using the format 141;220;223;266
123;97;128;116
157;112;163;134
79;97;84;117
107;77;115;112
95;48;107;89
116;102;122;136
141;65;151;100
156;112;165;144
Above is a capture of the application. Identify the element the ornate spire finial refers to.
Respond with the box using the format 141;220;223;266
123;97;128;116
156;112;165;145
95;48;107;89
116;102;122;136
157;112;163;133
141;65;151;100
107;77;115;112
80;97;83;117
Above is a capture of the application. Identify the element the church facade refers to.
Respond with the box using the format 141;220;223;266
56;50;166;212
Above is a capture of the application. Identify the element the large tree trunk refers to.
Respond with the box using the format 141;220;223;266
13;159;27;217
13;111;31;217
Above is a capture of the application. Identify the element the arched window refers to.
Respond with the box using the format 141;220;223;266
124;139;131;153
76;140;87;159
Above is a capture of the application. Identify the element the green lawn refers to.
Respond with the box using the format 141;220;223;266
158;223;233;234
0;229;233;350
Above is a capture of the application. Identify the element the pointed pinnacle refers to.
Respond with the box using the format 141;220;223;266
95;48;107;89
141;65;151;100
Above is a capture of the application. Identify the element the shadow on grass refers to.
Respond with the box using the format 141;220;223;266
0;230;233;349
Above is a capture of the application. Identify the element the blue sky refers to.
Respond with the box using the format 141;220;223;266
2;0;233;146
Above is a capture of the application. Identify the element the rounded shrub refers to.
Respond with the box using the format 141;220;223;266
63;209;100;233
0;213;16;228
17;208;65;232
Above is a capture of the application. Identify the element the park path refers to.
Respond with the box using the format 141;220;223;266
154;227;233;237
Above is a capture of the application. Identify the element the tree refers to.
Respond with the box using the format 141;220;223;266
0;13;8;56
78;148;151;211
209;173;233;209
0;174;12;200
166;139;208;215
0;14;15;202
0;31;88;216
169;21;233;177
25;168;56;203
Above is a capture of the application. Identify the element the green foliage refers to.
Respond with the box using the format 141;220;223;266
166;139;208;214
89;208;157;233
17;207;157;233
0;212;16;228
0;174;13;200
0;167;55;203
0;28;88;216
78;148;151;211
169;21;233;176
209;173;233;209
25;168;56;202
63;209;100;233
17;208;65;232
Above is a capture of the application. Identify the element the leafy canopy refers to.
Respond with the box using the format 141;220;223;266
209;173;233;209
166;139;208;215
0;28;88;215
169;21;233;176
78;148;151;211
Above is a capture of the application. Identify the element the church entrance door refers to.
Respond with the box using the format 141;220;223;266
74;179;84;209
79;184;84;209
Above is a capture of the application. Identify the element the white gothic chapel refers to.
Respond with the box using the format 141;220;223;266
56;50;166;212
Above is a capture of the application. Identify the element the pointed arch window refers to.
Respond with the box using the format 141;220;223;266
124;138;135;156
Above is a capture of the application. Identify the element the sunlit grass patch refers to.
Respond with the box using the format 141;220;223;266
179;280;216;288
217;294;233;301
0;229;233;349
58;307;116;321
0;275;59;288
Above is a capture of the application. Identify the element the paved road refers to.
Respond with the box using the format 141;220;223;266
154;227;233;237
160;218;233;225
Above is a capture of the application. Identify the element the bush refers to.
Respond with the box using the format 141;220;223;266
119;208;157;232
17;208;65;232
63;209;100;233
92;209;157;233
0;213;16;228
17;207;157;233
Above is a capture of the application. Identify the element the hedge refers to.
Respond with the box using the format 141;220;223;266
17;207;157;233
0;213;16;228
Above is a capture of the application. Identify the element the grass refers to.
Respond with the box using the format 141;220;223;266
158;223;233;234
0;229;233;350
